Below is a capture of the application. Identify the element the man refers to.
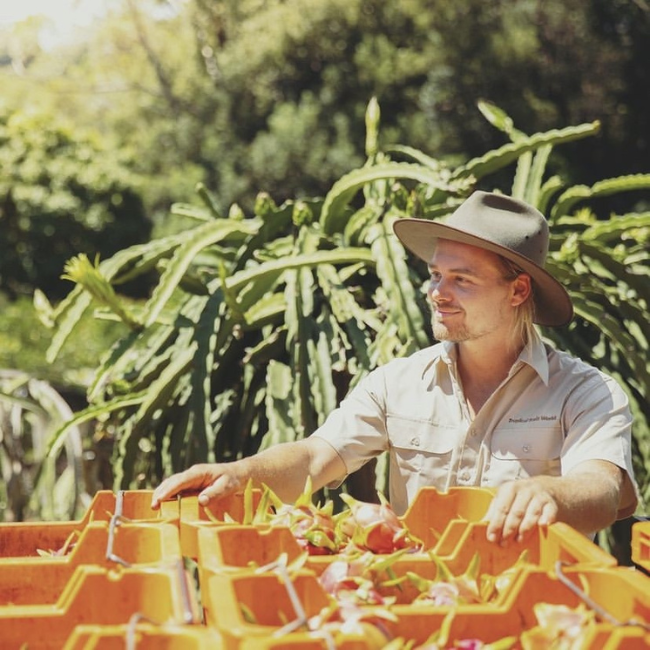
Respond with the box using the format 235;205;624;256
151;191;638;544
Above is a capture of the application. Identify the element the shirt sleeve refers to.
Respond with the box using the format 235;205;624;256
310;366;390;480
561;370;639;519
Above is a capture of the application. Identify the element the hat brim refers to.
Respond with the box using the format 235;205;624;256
393;218;573;328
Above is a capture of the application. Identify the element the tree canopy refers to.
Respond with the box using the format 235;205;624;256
1;0;648;224
0;110;150;299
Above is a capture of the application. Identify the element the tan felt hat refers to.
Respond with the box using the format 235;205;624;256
392;191;573;327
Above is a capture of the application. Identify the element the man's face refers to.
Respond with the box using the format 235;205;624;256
427;239;522;344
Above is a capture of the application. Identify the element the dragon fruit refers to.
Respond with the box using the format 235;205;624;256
338;492;423;554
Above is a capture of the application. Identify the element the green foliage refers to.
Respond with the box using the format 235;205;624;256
42;102;650;517
4;0;650;220
0;110;151;300
0;293;123;392
0;370;89;522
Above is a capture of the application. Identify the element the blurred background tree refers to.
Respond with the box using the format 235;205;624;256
0;111;151;300
2;0;649;223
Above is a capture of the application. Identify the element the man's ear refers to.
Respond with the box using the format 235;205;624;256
511;273;532;307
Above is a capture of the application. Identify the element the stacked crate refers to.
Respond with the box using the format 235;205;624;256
0;487;649;648
0;490;218;649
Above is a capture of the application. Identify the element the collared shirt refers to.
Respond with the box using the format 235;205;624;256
312;333;639;517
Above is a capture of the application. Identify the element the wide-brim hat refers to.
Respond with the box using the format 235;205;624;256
392;191;573;327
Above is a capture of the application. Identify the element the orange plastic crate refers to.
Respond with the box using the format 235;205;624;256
433;520;617;574
190;486;493;566
201;563;650;649
0;490;178;560
0;520;181;565
400;486;495;549
62;622;223;649
197;525;303;572
239;637;379;650
201;569;525;648
0;522;181;606
0;563;199;650
195;519;614;584
599;626;650;649
201;571;330;649
177;490;270;559
631;520;650;574
68;489;178;525
181;486;493;561
385;565;650;644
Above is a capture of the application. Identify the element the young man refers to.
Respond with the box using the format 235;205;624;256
151;191;638;543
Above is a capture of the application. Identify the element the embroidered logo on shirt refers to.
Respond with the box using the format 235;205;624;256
508;415;557;423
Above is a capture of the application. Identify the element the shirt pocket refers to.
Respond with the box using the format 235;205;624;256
488;426;563;482
386;415;455;478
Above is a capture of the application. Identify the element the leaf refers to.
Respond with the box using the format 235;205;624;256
524;144;553;206
44;288;93;363
243;478;255;525
321;162;468;235
570;295;650;390
537;175;565;215
316;265;373;371
116;342;197;487
187;290;227;465
213;248;376;297
550;174;650;220
45;234;193;362
142;219;258;328
384;145;447;172
170;202;214;222
368;216;429;352
195;182;222;217
453;122;600;182
62;254;141;329
261;361;295;451
511;151;533;200
307;315;339;425
46;392;147;458
242;293;286;329
86;300;193;402
478;100;517;137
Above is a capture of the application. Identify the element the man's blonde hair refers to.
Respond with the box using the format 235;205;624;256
497;256;537;346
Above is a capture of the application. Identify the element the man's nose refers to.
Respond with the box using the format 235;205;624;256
428;277;450;302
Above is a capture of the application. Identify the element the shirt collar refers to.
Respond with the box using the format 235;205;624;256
422;334;549;385
516;330;550;385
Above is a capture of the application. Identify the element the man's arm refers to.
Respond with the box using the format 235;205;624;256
485;459;625;544
150;436;347;509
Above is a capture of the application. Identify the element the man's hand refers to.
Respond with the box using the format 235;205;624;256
483;461;625;544
484;478;559;545
150;437;347;510
150;462;246;509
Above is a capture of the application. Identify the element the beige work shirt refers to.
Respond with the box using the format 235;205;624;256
312;334;639;517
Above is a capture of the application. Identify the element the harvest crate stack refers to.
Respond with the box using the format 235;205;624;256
0;487;648;649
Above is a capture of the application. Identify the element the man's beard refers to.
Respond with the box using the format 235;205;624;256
430;306;471;342
431;318;471;342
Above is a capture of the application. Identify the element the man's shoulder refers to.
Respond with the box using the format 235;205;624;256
361;343;448;388
545;343;623;392
546;343;600;375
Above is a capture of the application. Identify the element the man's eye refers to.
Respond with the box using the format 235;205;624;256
430;272;441;282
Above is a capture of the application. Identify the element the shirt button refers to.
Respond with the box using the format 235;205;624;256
411;437;420;447
522;444;531;453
